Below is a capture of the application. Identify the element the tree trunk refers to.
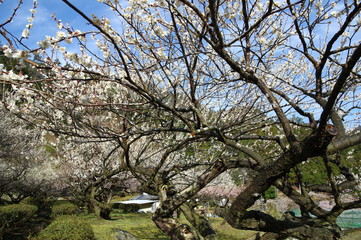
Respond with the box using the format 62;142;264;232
89;186;112;220
153;216;200;240
92;202;111;220
180;203;215;240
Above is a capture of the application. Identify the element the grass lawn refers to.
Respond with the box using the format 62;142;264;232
80;209;361;240
82;210;168;240
81;209;260;240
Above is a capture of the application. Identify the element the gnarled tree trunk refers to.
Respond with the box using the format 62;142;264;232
89;185;112;220
153;216;200;240
180;203;215;240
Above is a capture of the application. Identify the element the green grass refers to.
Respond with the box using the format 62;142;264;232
80;209;260;240
51;207;361;240
209;218;261;240
81;210;168;240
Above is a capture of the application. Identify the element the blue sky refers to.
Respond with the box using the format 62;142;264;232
0;0;111;48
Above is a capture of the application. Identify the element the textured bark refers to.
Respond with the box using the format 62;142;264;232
219;208;341;240
225;131;338;237
180;203;215;240
92;202;111;220
153;217;200;240
152;160;227;240
89;186;112;220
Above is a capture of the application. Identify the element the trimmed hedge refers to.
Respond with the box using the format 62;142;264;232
52;203;79;216
0;204;38;237
34;216;95;240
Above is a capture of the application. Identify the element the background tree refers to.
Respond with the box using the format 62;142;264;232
0;108;57;205
1;0;361;239
53;137;133;219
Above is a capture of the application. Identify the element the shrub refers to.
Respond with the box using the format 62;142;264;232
263;186;277;200
34;216;95;240
20;196;34;205
0;204;38;238
52;203;79;216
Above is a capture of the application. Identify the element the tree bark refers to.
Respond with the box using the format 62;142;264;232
180;203;215;240
225;130;339;237
89;186;112;220
153;216;200;240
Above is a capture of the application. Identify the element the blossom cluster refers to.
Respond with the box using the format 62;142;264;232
1;0;359;167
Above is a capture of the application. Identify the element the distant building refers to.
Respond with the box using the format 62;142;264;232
116;193;160;213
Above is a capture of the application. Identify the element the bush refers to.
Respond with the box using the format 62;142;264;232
263;186;277;200
20;196;34;205
52;203;79;216
0;204;38;238
34;216;95;240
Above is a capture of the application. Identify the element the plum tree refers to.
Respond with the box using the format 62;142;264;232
1;0;361;239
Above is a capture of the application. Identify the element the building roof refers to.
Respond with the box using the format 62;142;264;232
116;193;159;205
118;199;158;205
131;193;158;201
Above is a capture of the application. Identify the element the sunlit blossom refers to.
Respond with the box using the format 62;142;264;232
22;28;30;38
37;39;51;49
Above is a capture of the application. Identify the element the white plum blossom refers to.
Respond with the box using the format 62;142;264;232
12;50;23;58
2;45;13;58
26;23;33;29
153;25;168;37
22;28;30;38
156;47;167;60
259;37;267;44
57;21;63;29
1;1;360;237
58;46;66;53
37;39;51;49
65;37;73;44
56;31;67;39
330;11;339;17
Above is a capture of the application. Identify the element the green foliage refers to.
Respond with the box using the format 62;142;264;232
63;210;258;240
340;133;361;176
0;203;38;238
34;216;95;240
0;51;38;77
84;211;169;239
209;217;259;240
263;186;277;200
52;203;79;216
287;157;341;186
